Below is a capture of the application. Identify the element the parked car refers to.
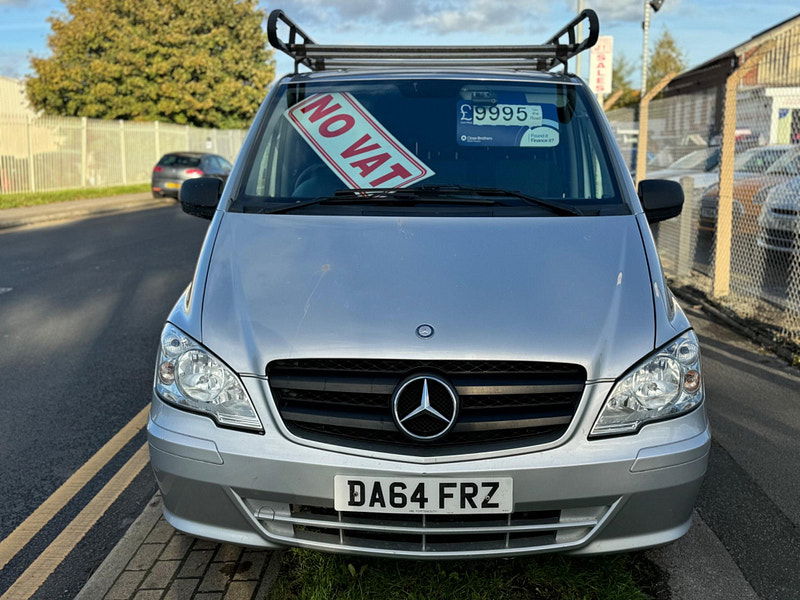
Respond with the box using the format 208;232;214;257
699;146;800;233
758;175;800;254
148;9;708;559
647;147;720;191
151;152;232;199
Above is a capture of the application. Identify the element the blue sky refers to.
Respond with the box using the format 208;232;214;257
1;0;798;84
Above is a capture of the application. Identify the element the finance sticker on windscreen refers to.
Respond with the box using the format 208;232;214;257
457;90;560;148
285;92;435;189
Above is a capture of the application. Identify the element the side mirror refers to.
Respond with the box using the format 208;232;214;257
638;179;684;223
181;177;222;220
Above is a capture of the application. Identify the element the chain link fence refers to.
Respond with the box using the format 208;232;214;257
607;21;800;347
0;114;247;194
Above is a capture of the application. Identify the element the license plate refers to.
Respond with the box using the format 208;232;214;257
165;181;181;189
333;475;513;514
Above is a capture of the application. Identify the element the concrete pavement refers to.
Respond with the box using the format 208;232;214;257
75;496;280;600
0;192;172;231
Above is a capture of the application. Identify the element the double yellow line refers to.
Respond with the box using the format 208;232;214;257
0;406;151;600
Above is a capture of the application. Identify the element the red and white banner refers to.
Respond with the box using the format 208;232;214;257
285;92;434;189
589;36;613;97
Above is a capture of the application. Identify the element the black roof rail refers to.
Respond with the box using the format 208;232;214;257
267;9;599;74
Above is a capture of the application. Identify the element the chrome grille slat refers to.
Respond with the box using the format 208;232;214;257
279;408;574;432
243;499;617;556
272;514;597;535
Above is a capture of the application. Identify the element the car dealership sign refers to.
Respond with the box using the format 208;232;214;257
589;36;613;97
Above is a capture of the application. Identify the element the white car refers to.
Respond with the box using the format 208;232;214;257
758;175;800;254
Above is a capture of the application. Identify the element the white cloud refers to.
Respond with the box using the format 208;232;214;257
581;0;642;22
275;0;552;33
271;0;669;36
413;0;551;34
580;0;683;23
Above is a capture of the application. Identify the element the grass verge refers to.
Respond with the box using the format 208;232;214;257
268;548;664;600
0;184;151;210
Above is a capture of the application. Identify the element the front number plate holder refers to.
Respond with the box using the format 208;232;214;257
333;475;513;514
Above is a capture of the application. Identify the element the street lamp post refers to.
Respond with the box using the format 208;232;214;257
641;0;665;95
575;0;585;78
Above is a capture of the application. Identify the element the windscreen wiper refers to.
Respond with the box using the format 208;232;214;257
405;185;583;216
256;185;582;215
257;191;499;214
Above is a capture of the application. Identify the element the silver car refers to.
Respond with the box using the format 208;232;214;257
148;10;708;559
151;152;232;200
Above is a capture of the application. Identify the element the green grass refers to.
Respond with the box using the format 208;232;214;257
268;549;662;600
0;183;151;210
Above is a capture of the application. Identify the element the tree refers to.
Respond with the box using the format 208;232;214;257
647;28;687;90
610;53;639;108
26;0;275;128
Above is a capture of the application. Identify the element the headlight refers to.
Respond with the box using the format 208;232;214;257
590;330;703;437
154;323;262;432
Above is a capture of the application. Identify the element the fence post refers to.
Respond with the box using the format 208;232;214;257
154;121;160;163
712;44;772;298
119;120;127;185
80;117;88;187
603;89;623;112
677;176;695;279
26;114;36;193
635;72;677;186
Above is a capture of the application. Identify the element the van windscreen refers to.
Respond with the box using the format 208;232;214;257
237;78;628;215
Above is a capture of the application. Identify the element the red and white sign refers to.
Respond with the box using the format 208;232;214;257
285;92;434;189
589;35;613;97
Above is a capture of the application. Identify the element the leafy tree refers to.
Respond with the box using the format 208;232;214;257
26;0;275;128
610;53;639;108
647;28;687;90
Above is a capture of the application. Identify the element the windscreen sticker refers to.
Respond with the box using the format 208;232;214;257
285;92;434;189
457;92;560;147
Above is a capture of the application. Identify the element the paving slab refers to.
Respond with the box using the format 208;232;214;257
75;495;279;600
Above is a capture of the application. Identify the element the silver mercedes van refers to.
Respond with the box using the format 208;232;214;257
148;9;709;558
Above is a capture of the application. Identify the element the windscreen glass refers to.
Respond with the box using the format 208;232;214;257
766;149;800;176
159;155;201;167
237;78;627;214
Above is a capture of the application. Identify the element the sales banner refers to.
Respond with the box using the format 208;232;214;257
589;35;613;97
285;92;434;189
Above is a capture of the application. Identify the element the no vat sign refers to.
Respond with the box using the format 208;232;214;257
285;92;435;189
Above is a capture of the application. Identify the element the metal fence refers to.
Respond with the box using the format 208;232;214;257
607;22;800;347
0;114;247;194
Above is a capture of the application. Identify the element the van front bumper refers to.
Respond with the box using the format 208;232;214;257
148;379;710;559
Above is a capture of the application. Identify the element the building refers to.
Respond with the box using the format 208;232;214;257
661;12;800;145
0;76;34;117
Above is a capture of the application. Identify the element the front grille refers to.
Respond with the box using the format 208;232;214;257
267;359;586;454
247;500;611;556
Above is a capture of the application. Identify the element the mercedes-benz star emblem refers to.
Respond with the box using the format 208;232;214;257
416;324;434;338
391;374;458;441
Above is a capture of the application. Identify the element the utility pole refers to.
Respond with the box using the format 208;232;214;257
641;0;665;95
640;0;651;95
575;0;585;78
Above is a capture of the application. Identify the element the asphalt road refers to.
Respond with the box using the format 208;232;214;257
0;205;798;599
0;205;210;599
686;307;800;600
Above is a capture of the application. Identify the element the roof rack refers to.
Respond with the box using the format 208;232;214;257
267;9;599;74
